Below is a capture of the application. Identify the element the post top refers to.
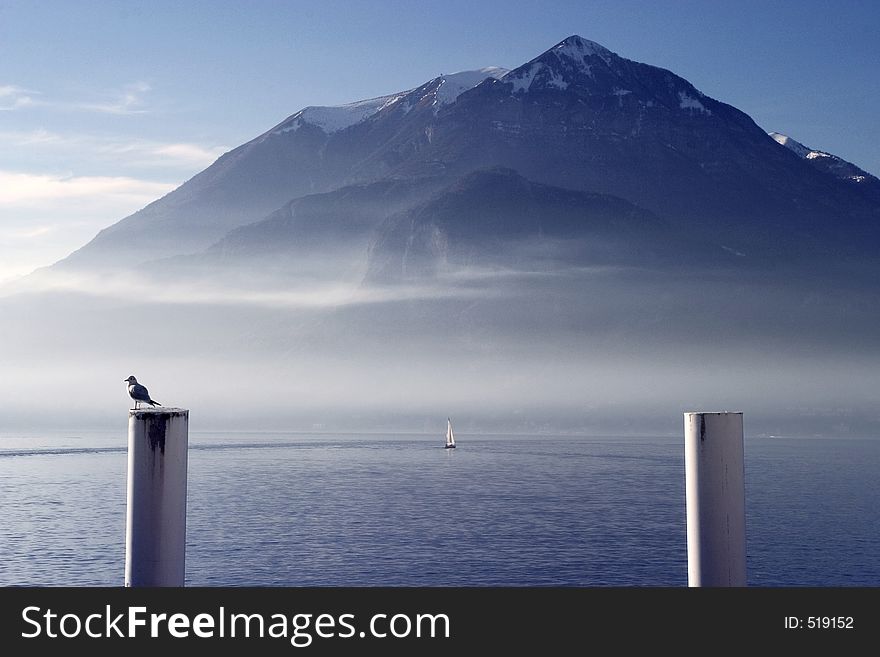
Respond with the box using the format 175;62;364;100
684;411;743;417
129;407;189;418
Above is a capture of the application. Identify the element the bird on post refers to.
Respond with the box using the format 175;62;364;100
125;375;161;410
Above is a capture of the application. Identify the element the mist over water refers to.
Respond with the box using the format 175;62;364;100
1;249;878;438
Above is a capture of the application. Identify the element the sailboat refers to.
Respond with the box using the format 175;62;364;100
445;417;456;449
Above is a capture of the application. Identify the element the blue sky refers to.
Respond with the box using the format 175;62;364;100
1;0;878;282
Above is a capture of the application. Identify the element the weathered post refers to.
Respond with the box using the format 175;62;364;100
125;407;189;587
684;411;747;587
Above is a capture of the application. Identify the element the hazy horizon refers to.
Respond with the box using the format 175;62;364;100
3;261;878;438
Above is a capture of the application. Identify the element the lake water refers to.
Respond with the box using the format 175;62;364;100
0;431;877;586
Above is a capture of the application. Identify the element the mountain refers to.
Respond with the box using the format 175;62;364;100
56;35;879;275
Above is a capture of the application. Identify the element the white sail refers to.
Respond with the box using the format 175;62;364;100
446;418;456;447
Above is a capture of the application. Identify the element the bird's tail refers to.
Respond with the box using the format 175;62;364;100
148;400;161;406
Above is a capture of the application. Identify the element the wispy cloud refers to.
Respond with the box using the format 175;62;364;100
0;128;63;144
150;142;228;166
0;129;228;169
11;225;55;239
1;81;153;114
75;81;153;114
97;139;228;168
0;85;37;110
4;268;490;309
0;170;174;206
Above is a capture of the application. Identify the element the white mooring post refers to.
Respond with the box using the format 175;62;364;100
125;407;189;587
684;411;747;587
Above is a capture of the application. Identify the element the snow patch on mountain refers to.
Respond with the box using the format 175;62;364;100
545;70;569;89
434;67;509;105
771;132;839;164
678;91;710;114
770;132;876;184
503;61;570;93
272;68;509;134
273;94;405;136
505;62;543;93
769;132;811;158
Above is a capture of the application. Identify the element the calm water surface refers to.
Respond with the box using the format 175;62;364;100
0;432;877;586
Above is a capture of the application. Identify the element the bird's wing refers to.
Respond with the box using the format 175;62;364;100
130;383;151;400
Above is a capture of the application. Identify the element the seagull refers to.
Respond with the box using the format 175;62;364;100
125;375;161;409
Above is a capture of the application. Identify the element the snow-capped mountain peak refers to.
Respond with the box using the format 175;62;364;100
550;34;614;67
501;34;616;93
498;34;711;116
